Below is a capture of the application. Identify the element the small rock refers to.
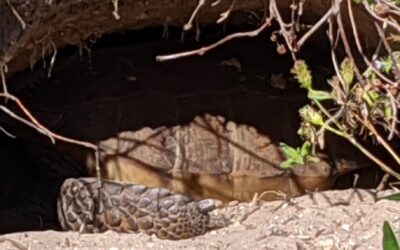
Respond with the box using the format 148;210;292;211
317;238;335;250
341;224;350;232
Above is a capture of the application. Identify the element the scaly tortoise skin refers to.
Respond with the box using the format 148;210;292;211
57;177;224;239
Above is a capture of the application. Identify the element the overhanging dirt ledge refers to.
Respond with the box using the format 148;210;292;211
0;0;381;78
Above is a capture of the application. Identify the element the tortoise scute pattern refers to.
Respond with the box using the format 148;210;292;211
89;114;339;201
57;178;224;239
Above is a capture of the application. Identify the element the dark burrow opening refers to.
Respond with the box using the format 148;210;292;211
0;24;386;234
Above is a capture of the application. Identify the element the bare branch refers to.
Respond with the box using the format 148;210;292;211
0;126;16;139
0;93;98;151
217;0;236;24
156;18;272;62
297;7;333;49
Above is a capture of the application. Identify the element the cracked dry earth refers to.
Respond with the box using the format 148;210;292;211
1;189;399;250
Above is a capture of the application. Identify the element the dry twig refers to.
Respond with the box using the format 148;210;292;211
157;18;272;62
0;237;27;250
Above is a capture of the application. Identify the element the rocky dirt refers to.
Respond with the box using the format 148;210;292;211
1;188;399;250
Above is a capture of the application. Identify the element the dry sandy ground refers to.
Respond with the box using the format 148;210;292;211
1;189;400;250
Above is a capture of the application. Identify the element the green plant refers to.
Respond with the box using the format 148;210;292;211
383;221;400;250
287;59;400;179
279;141;320;169
381;192;400;249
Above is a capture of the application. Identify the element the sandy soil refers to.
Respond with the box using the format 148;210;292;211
1;188;399;250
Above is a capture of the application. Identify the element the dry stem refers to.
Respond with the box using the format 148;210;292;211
157;18;272;62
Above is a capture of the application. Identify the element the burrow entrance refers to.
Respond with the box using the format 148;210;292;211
0;23;384;233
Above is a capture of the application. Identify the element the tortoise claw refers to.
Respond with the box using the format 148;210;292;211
198;199;222;213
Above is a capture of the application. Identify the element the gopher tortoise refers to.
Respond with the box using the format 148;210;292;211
3;36;376;239
55;114;368;239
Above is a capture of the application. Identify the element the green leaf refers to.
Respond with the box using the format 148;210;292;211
364;69;377;80
297;125;308;139
378;192;400;202
340;58;355;88
352;0;374;4
362;90;380;106
299;106;325;126
279;143;305;167
381;57;393;74
378;52;400;74
280;159;296;169
383;221;400;250
294;155;304;165
365;0;376;6
279;143;300;160
300;141;311;158
291;60;313;90
385;105;394;119
308;89;332;101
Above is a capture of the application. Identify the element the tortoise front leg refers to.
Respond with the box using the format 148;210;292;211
57;178;226;240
